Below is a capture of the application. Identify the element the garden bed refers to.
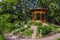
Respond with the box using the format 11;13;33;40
4;21;60;40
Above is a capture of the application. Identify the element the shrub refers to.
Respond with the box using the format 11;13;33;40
19;27;28;32
35;22;42;26
23;29;33;38
0;34;4;40
37;24;42;33
37;23;59;35
50;24;60;33
27;20;33;27
42;25;52;35
3;23;15;33
56;28;60;33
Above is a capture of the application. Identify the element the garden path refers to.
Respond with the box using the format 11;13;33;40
31;26;37;39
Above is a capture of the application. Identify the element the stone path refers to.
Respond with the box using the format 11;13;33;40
31;26;37;39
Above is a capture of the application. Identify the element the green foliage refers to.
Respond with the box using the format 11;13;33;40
37;23;60;35
57;38;60;40
0;34;4;40
56;28;60;33
36;0;60;23
27;21;34;27
0;14;18;33
38;25;52;35
0;0;60;39
23;29;33;37
19;27;27;32
36;22;42;26
42;26;52;35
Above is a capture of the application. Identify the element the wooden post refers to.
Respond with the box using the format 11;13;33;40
44;13;46;23
32;12;35;22
35;12;36;21
32;13;34;20
40;13;42;22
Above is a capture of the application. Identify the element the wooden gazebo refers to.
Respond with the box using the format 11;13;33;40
30;7;47;23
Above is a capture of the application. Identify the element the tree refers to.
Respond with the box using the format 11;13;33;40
36;0;60;24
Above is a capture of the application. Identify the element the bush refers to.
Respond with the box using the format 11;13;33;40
27;20;33;27
56;28;60;33
3;23;15;33
19;27;27;32
23;29;33;38
50;24;60;33
37;23;59;35
35;22;42;26
0;34;4;40
42;25;52;35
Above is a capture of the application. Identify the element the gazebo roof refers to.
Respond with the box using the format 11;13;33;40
30;7;48;12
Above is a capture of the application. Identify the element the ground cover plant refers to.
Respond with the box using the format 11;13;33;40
36;22;60;38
